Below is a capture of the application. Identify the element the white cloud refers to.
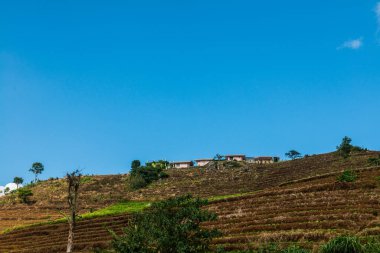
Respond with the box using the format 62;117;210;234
338;38;363;50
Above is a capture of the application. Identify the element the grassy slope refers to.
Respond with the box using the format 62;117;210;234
0;165;378;252
0;151;379;252
0;151;378;231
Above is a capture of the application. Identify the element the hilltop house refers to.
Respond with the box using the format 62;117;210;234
225;154;246;161
170;154;280;169
247;156;280;164
195;158;213;167
170;161;194;169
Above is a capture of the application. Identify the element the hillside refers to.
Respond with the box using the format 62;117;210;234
0;151;379;252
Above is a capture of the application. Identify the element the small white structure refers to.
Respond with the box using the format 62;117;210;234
195;159;213;167
247;156;280;164
5;183;19;191
225;154;246;161
170;161;194;169
0;183;22;197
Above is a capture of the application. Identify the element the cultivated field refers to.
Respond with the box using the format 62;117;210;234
0;151;379;252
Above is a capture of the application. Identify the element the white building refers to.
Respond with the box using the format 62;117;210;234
170;161;194;169
225;154;246;161
195;159;213;167
0;183;21;197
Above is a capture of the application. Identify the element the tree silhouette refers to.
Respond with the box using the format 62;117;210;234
285;150;302;160
29;162;44;182
336;136;353;159
13;177;24;189
66;170;81;253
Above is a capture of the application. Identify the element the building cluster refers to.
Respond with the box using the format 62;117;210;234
170;154;280;169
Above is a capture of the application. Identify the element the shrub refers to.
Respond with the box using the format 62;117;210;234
128;174;148;190
80;176;93;184
368;155;380;166
17;188;33;203
336;136;366;159
336;136;353;159
320;236;363;253
337;170;357;183
363;238;380;253
253;244;309;253
280;245;310;253
110;195;220;253
129;160;169;190
351;146;366;152
225;160;242;168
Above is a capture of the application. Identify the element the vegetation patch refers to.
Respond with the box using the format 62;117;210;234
208;192;255;202
128;160;169;190
81;201;150;219
80;176;93;184
1;201;150;235
337;169;357;182
368;155;380;166
319;236;380;253
110;195;219;253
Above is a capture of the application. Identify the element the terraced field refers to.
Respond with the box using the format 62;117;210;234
0;165;379;252
130;151;380;200
207;167;380;251
0;151;379;252
0;207;62;232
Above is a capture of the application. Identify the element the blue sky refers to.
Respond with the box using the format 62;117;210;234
1;0;380;185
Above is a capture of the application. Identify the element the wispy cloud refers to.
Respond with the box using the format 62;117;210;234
338;38;363;50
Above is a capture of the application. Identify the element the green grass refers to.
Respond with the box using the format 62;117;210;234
208;192;255;202
81;201;150;219
1;201;150;235
1;193;248;235
80;176;93;184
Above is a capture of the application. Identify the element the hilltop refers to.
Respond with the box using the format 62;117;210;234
0;150;379;252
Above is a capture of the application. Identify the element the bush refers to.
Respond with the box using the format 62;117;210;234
321;236;363;253
351;146;366;152
363;238;380;253
337;170;357;183
254;244;309;253
225;160;242;168
110;195;220;253
17;188;33;203
336;136;367;159
368;155;380;166
128;174;148;190
336;136;353;159
280;245;310;253
129;160;170;190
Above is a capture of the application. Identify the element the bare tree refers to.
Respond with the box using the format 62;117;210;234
66;170;81;253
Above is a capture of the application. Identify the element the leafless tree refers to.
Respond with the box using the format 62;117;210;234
66;170;81;253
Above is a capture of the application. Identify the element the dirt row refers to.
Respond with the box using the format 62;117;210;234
0;167;378;252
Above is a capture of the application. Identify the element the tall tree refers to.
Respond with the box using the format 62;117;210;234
336;136;353;159
13;177;24;189
131;160;141;169
130;160;141;175
285;150;302;160
66;170;81;253
29;162;44;182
